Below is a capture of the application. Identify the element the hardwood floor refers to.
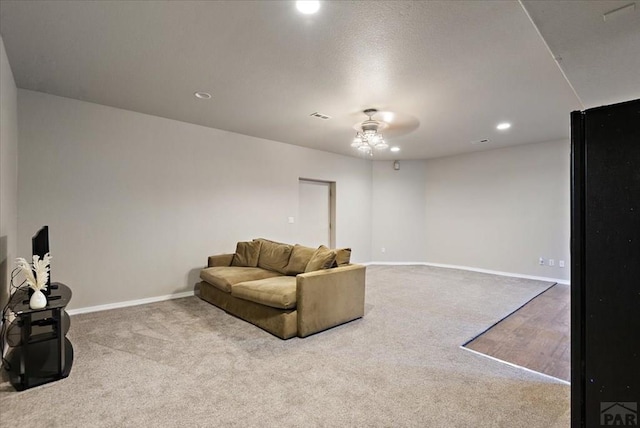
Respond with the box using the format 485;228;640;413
465;283;570;382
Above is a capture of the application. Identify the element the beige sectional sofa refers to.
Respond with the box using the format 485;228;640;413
196;238;366;339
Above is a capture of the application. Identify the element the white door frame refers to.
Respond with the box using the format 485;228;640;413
298;178;336;248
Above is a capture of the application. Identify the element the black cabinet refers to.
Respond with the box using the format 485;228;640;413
3;282;74;390
571;99;640;427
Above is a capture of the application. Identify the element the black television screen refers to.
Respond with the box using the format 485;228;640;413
32;226;54;294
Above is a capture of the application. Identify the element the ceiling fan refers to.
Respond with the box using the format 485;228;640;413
350;108;420;154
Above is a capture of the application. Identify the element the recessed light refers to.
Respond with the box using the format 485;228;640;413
296;1;320;14
390;147;400;152
194;92;212;100
496;122;511;130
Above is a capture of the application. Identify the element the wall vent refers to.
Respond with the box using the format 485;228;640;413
309;112;331;120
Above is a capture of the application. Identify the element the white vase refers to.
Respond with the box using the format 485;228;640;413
29;289;47;309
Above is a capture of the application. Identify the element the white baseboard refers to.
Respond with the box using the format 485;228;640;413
67;290;194;316
66;262;568;316
363;261;426;266
365;261;570;285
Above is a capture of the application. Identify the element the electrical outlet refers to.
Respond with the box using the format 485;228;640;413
287;217;295;224
549;259;555;267
559;260;565;268
381;247;386;253
539;257;545;266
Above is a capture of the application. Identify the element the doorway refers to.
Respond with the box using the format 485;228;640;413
298;179;335;248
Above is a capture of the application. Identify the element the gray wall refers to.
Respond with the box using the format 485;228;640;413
424;140;570;280
0;36;19;309
17;90;373;310
14;88;571;312
371;160;427;262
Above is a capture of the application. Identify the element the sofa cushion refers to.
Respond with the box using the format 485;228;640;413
231;240;262;267
200;266;282;293
285;244;316;276
333;247;352;267
305;245;337;273
255;238;293;275
232;276;297;309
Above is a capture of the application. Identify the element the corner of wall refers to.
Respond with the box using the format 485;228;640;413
0;35;19;309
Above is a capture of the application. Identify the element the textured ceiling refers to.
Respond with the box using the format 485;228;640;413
522;0;640;109
2;1;627;160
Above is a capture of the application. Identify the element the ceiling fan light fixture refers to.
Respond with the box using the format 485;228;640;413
351;108;389;154
375;139;388;150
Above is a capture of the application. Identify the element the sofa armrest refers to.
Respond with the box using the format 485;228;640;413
296;264;366;338
207;254;234;267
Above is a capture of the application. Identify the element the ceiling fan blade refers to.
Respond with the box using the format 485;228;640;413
368;111;421;136
350;109;420;137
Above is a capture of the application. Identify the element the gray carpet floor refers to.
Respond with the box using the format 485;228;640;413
0;265;570;427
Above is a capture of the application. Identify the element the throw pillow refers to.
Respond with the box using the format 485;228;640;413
255;238;293;274
333;247;352;267
231;240;262;267
285;244;316;275
305;245;337;273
